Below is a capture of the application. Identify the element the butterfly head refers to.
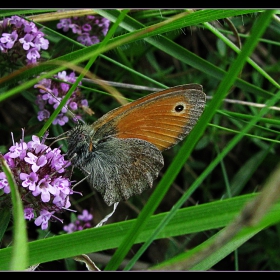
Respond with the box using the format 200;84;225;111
67;124;97;166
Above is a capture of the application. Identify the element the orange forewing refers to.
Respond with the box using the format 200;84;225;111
92;84;206;151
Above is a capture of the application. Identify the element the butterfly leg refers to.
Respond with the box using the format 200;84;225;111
71;168;91;189
67;152;91;189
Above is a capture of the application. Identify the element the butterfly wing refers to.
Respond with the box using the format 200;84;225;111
91;84;206;151
69;135;164;206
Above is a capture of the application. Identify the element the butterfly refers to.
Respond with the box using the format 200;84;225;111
66;84;206;206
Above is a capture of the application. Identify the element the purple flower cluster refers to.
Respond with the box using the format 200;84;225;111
35;71;91;126
57;15;110;46
0;15;49;65
63;209;93;233
0;131;75;230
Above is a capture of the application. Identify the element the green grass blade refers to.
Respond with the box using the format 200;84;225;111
0;155;28;270
0;192;274;270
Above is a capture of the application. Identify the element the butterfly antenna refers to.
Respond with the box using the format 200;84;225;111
47;135;69;148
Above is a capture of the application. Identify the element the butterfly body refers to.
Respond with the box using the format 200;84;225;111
67;84;206;206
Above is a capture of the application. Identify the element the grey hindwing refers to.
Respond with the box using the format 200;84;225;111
83;137;164;206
